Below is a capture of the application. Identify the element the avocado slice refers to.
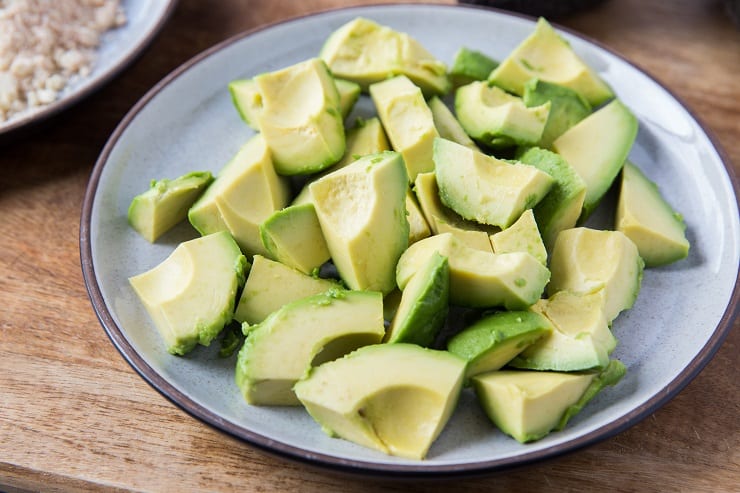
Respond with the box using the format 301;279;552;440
396;233;550;310
616;162;690;267
128;171;213;243
259;203;331;275
129;231;248;355
385;252;449;347
428;96;480;151
255;58;345;175
435;217;494;253
433;138;554;229
471;360;626;443
490;209;547;265
515;146;586;250
334;78;361;119
320;17;450;97
548;227;644;323
233;254;340;325
455;81;550;148
370;75;439;182
294;343;466;459
236;289;385;406
447;310;552;378
332;116;390;171
552;99;638;222
309;151;409;295
488;18;614;106
405;189;432;245
188;134;290;256
510;290;617;371
449;47;499;88
522;78;592;148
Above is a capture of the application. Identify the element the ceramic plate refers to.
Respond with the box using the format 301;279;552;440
0;0;178;139
80;4;740;476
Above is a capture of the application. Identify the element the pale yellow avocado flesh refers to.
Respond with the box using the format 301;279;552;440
548;227;643;323
294;343;466;459
396;233;549;309
259;203;331;275
333;116;390;171
129;231;247;355
428;96;479;151
128;171;213;243
434;138;554;228
188;134;290;256
552;99;637;222
234;255;339;325
490;209;547;265
472;370;595;443
405;189;432;245
310;151;409;295
236;290;385;406
510;290;617;371
488;18;613;106
255;58;345;175
455;81;550;147
616;162;689;267
370;75;439;182
413;171;497;249
319;17;450;97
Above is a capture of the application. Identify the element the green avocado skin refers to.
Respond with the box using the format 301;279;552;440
523;79;592;148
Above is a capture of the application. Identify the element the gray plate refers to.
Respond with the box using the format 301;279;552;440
80;4;740;476
0;0;178;138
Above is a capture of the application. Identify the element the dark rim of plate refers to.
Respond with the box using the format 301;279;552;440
79;2;740;479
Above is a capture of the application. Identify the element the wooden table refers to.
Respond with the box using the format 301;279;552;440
2;0;738;491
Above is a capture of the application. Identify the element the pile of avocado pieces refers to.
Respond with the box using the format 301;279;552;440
127;17;690;460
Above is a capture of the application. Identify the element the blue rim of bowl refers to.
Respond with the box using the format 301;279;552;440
79;3;740;478
0;0;180;140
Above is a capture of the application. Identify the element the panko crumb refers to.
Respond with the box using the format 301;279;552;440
0;0;126;123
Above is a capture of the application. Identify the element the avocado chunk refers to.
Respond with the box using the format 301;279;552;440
259;203;331;275
188;134;290;256
471;360;625;443
548;227;644;323
522;78;592;148
234;254;339;325
236;289;385;405
515;146;586;250
552;99;638;222
309;151;409;295
385;252;449;347
447;311;552;378
616;162;690;267
396;233;550;309
433;138;554;229
255;58;345;175
333;116;391;171
490;209;547;265
128;231;248;355
413;171;496;250
370;75;439;182
449;47;499;88
294;343;466;459
510;290;617;371
455;81;550;148
230;77;361;131
128;171;213;243
428;96;480;151
488;18;614;106
405;189;432;245
320;17;450;97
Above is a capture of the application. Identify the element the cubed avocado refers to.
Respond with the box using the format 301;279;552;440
616;162;690;267
433;138;554;229
428;96;480;151
294;343;466;459
490;209;548;265
522;78;592;148
449;47;499;88
236;289;385;405
255;58;345;175
129;231;248;355
128;171;213;243
488;18;614;106
320;17;450;97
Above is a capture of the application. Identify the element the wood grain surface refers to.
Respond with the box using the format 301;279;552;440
1;0;738;491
